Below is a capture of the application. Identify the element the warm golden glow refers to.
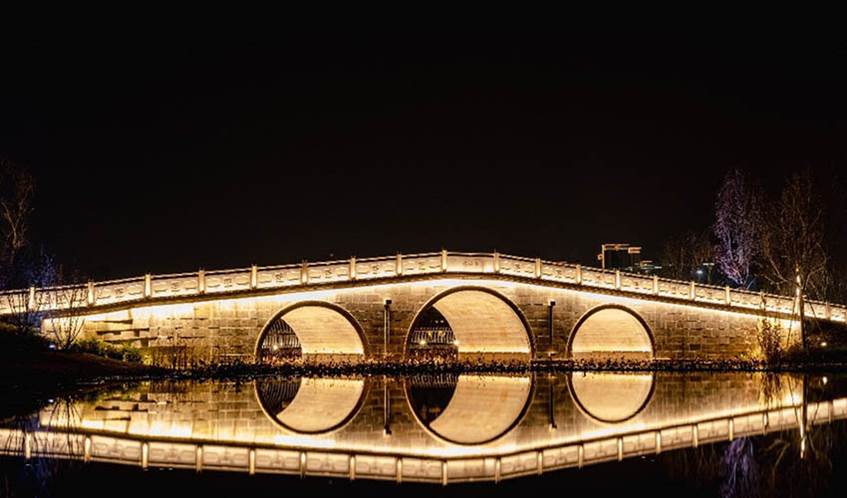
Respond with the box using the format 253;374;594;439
272;305;365;356
429;289;531;355
570;372;654;423
570;307;652;358
424;375;532;444
273;378;364;433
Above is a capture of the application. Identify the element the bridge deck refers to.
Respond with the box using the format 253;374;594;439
1;251;844;324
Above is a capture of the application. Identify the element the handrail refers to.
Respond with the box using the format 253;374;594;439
0;251;843;322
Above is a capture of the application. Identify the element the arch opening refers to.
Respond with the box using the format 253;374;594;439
405;374;533;445
406;287;533;362
256;302;366;363
255;377;366;434
568;305;654;360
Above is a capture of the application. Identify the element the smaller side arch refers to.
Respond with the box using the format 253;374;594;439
567;371;655;424
254;301;369;360
566;304;655;360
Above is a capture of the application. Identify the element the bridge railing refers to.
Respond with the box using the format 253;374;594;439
0;251;844;323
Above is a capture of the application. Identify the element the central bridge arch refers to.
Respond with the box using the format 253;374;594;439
255;301;367;362
405;286;534;361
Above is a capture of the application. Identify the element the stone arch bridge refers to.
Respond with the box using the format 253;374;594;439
2;251;844;362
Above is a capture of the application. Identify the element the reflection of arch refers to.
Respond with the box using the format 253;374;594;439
567;304;654;359
254;301;368;360
567;372;655;424
405;374;534;445
255;377;367;434
405;286;534;359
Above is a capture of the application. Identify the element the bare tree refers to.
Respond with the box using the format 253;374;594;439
45;284;88;350
1;250;57;334
714;169;762;289
760;170;829;351
0;159;35;267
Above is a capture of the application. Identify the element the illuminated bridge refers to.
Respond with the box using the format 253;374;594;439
0;373;844;484
1;251;845;362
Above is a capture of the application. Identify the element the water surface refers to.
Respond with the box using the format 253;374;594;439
2;371;847;497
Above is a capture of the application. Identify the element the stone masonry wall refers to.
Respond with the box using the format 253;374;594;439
78;276;773;362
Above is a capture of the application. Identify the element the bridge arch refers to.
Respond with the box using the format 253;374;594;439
404;286;535;360
405;374;534;445
255;301;368;361
254;377;367;434
567;372;655;424
567;304;654;360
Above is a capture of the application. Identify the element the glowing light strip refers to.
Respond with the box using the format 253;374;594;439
1;251;842;323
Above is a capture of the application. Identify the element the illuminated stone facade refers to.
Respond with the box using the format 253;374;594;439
2;251;832;362
75;275;785;362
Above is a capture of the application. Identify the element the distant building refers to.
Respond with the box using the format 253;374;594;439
597;243;661;275
597;243;641;270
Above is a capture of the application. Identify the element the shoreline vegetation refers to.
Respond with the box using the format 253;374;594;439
5;348;847;383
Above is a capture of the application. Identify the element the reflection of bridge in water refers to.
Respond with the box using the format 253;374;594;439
2;373;846;484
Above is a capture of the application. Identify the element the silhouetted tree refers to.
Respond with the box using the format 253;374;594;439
714;169;762;289
0;159;34;268
760;170;829;351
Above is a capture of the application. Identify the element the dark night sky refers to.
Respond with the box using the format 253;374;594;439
2;33;846;280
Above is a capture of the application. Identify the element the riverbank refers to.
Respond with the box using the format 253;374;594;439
5;350;847;385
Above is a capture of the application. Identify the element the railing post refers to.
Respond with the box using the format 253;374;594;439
27;286;36;311
396;253;403;276
689;281;696;300
725;285;731;305
250;265;258;289
24;433;31;460
615;270;621;290
441;249;448;272
535;258;542;279
493;252;500;274
198;269;206;294
825;302;832;320
300;261;309;284
144;274;152;299
87;281;95;306
350;257;357;281
195;446;204;472
575;264;582;285
652;275;659;295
